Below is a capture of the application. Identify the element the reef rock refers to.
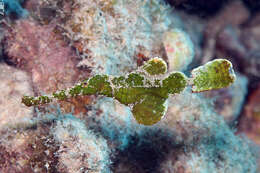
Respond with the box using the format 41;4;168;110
0;63;33;130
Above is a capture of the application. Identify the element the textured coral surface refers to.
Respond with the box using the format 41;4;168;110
0;63;33;130
0;0;259;172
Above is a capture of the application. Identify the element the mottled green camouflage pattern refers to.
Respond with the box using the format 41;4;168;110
191;59;236;92
22;58;235;125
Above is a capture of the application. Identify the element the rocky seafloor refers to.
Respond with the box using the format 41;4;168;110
0;0;259;172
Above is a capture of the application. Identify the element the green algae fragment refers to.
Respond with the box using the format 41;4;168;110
21;96;35;107
162;72;187;94
82;75;113;97
38;96;52;104
22;95;52;107
53;90;67;100
132;94;167;125
125;73;145;87
142;57;167;75
114;87;168;106
69;84;82;97
112;76;126;87
191;59;236;92
114;87;146;105
21;58;236;126
113;86;169;125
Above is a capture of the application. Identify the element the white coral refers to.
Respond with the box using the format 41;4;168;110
64;0;175;75
0;64;34;130
51;115;111;173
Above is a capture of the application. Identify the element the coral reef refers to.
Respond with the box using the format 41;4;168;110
0;63;33;130
157;91;257;173
3;19;80;94
3;0;28;17
86;97;138;150
0;0;259;172
61;0;176;75
202;0;250;63
163;28;194;71
0;112;111;173
239;83;260;145
159;133;257;173
51;114;111;173
203;74;248;123
0;120;59;172
3;19;93;114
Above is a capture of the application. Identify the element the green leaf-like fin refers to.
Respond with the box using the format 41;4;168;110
132;94;168;125
162;72;187;94
191;59;236;92
142;57;167;75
